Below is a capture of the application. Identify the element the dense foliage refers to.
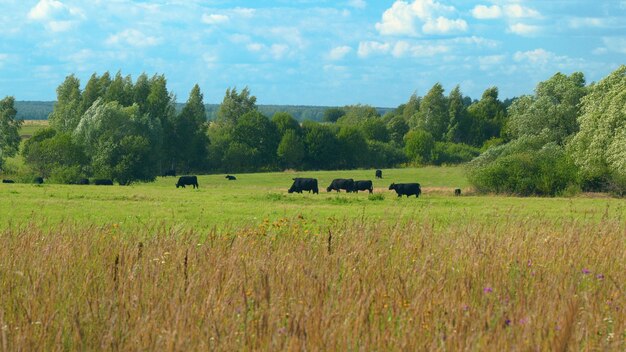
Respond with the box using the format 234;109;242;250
0;96;22;171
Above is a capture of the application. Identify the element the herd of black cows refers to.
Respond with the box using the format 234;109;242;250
2;169;463;197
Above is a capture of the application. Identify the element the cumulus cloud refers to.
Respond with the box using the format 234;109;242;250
348;0;366;9
28;0;83;32
508;23;540;36
202;14;229;25
478;55;505;70
327;46;352;60
568;17;606;29
513;49;553;64
602;37;626;54
357;41;391;57
106;29;161;48
391;41;449;57
375;0;465;36
471;3;540;20
471;5;502;19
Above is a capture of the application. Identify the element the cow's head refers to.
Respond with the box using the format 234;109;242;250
388;183;395;190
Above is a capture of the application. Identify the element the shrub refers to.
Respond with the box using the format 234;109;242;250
432;142;480;165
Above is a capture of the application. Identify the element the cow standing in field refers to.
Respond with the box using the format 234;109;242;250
77;178;89;185
389;183;421;198
454;188;461;196
34;177;44;184
225;175;237;180
176;176;199;189
352;180;373;193
327;179;355;193
94;179;114;186
375;169;383;179
288;178;319;194
2;179;15;184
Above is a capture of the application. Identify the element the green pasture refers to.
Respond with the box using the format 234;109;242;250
1;166;624;232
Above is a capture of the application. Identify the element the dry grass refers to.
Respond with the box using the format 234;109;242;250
1;216;624;351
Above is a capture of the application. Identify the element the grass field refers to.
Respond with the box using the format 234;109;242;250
0;166;624;350
0;167;624;231
18;119;48;139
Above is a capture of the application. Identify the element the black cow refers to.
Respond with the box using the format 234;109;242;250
77;178;89;185
375;169;383;179
225;175;237;180
389;183;421;198
34;177;44;184
176;175;198;189
162;169;176;177
2;179;15;184
352;180;373;193
288;178;319;194
454;188;461;196
94;179;114;186
327;178;355;192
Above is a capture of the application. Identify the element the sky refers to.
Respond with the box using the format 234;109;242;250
0;0;625;107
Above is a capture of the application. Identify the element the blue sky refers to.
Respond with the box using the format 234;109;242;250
0;0;624;107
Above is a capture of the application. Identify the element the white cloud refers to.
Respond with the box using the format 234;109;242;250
28;0;83;32
602;37;626;54
471;5;502;19
508;23;540;36
231;7;256;18
504;4;540;19
202;14;229;25
375;0;463;36
327;46;352;60
478;55;505;70
246;42;264;52
106;29;161;48
423;17;467;34
348;0;366;9
357;41;391;57
269;44;289;59
391;41;449;57
568;17;606;29
513;49;553;64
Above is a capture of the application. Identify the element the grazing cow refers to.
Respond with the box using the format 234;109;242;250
288;178;319;194
2;179;15;184
454;188;461;196
375;169;383;179
94;179;114;186
34;177;44;184
352;180;374;193
162;169;176;177
225;175;237;180
327;178;355;193
389;183;421;198
77;178;90;185
176;175;198;189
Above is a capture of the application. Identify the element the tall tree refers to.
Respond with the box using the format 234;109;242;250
322;107;345;123
81;73;102;114
173;84;209;172
414;83;448;141
277;129;305;169
0;96;22;168
272;112;301;136
49;74;82;132
231;111;280;169
467;87;506;146
217;87;257;125
446;86;470;143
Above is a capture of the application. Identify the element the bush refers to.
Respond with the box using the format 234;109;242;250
468;143;579;196
432;142;480;165
49;165;85;184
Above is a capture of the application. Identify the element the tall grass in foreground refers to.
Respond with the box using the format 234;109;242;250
0;217;624;351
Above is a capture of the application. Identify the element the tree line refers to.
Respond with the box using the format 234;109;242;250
1;66;625;195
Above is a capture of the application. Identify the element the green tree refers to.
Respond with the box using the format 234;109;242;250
104;71;133;106
445;86;470;143
404;129;434;164
49;74;82;132
403;93;420;122
277;129;305;169
337;126;368;168
22;129;88;179
337;104;379;125
217;87;257;125
568;65;626;192
231;111;280;169
507;72;586;144
322;107;345;123
0;96;22;168
387;115;409;146
361;118;390;142
81;73;102;114
272;112;301;136
467;87;506;146
302;121;340;169
172;84;210;172
414;83;448;140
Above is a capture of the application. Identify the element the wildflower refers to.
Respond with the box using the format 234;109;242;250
527;259;532;267
519;318;528;325
596;274;605;280
504;319;511;326
277;327;287;335
483;287;493;293
462;305;470;311
582;268;591;274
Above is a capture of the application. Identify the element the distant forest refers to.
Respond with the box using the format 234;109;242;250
14;101;392;122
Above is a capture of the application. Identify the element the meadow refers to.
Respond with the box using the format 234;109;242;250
0;166;624;350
